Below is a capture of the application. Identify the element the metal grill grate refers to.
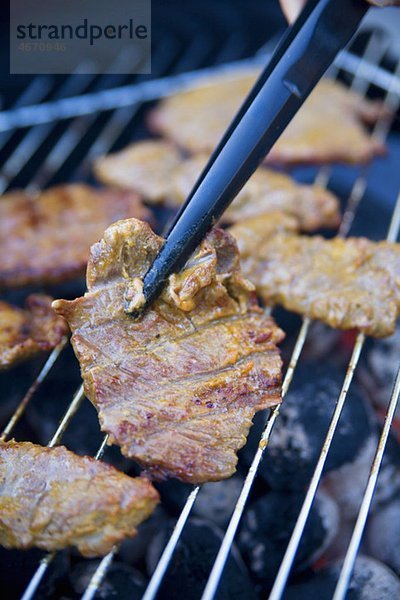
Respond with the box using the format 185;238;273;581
0;14;400;600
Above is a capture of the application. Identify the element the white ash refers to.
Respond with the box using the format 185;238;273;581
323;434;377;519
192;475;243;528
366;498;400;576
310;491;340;563
329;555;400;600
265;402;313;461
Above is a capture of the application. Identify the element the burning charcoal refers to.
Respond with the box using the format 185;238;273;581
366;328;400;416
283;555;400;599
238;490;338;587
146;517;257;600
324;433;400;519
69;560;147;599
192;475;244;528
118;506;169;567
367;497;400;576
256;363;374;491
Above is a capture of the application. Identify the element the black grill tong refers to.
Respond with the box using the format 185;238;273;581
130;0;369;317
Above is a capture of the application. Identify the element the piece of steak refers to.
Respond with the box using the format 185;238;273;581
149;73;385;165
0;184;153;288
0;441;159;557
54;218;284;483
0;295;68;369
230;214;400;338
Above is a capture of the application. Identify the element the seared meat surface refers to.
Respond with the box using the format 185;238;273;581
0;295;68;369
0;184;153;287
94;140;340;231
94;140;184;203
54;219;284;483
149;73;385;165
0;441;159;557
230;215;400;338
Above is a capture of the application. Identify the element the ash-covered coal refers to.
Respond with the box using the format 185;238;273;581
247;362;374;491
324;431;400;519
192;475;244;528
238;490;338;587
367;497;400;577
283;555;400;599
146;517;257;600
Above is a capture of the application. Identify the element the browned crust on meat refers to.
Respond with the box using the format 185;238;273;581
230;215;400;338
0;184;154;288
0;295;68;369
0;441;159;557
54;219;284;483
149;73;386;165
94;140;341;231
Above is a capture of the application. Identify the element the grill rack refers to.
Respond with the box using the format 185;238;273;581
0;19;399;600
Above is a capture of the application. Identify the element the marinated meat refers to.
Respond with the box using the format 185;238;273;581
94;140;184;203
0;295;68;369
0;184;153;288
94;140;340;231
0;441;159;557
230;215;400;337
149;73;385;165
54;219;284;483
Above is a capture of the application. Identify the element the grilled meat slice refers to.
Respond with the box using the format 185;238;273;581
230;215;400;338
0;441;159;557
0;295;68;369
149;73;385;165
94;140;184;203
54;219;284;484
0;184;153;288
94;140;340;231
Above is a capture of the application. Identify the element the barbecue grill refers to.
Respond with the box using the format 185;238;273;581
1;1;400;598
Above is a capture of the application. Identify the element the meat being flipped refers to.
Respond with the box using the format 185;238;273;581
54;218;284;483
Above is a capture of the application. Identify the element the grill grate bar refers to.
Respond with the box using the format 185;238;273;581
25;48;149;191
141;487;200;600
333;365;400;599
73;38;193;178
21;554;55;600
268;333;365;600
80;29;220;170
0;77;54;150
0;63;97;195
81;549;117;600
0;337;68;442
